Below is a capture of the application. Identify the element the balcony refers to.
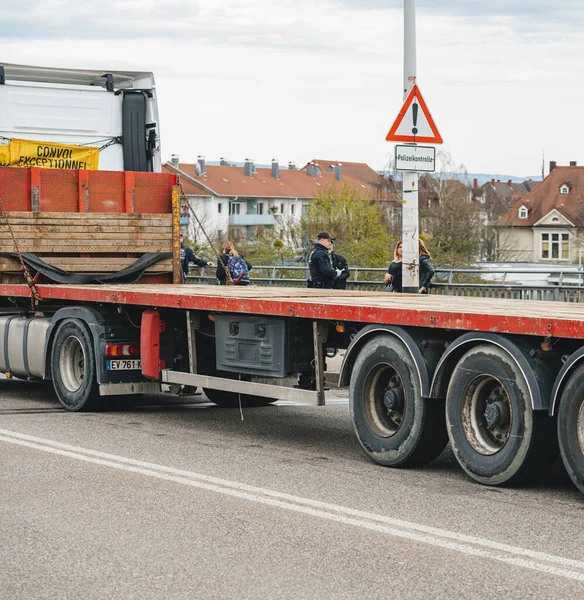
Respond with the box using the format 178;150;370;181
229;214;276;226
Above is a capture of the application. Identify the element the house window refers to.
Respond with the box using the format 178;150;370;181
280;203;285;214
217;203;222;214
290;204;295;215
257;202;264;215
518;206;528;219
229;202;241;215
302;204;308;215
560;185;569;195
541;232;569;260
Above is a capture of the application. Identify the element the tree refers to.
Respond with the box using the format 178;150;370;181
300;182;394;268
418;152;483;266
238;229;297;266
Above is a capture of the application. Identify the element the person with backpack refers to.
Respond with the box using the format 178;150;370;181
216;241;252;285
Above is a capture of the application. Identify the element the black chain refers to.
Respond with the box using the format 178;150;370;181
0;197;40;309
177;181;234;285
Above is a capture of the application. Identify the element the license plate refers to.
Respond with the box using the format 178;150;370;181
107;359;142;371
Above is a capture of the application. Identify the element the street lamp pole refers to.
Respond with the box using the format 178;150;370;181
401;0;420;293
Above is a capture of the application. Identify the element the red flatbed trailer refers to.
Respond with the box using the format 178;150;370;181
1;165;584;498
2;283;583;339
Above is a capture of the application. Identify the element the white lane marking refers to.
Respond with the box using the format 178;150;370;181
0;427;582;582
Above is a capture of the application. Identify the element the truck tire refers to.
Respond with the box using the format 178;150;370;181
557;363;584;495
446;345;557;486
349;335;447;467
203;388;277;408
51;319;102;412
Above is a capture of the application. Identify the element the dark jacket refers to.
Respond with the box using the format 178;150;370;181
386;256;433;292
308;243;337;289
386;261;403;292
331;251;350;290
180;244;209;276
419;254;435;291
216;252;251;285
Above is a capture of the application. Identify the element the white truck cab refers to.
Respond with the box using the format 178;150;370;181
0;63;161;172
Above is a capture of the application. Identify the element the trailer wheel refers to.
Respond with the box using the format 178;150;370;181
557;364;584;495
350;335;447;467
51;319;102;412
446;345;556;486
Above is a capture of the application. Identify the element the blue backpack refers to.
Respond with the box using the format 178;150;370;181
227;255;249;284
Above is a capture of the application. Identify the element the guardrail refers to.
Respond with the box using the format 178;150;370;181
187;265;584;302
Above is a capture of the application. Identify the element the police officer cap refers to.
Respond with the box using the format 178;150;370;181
317;231;336;241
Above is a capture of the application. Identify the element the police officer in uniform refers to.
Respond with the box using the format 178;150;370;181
307;232;342;289
180;233;214;283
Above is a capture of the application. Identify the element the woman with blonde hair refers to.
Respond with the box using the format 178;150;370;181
383;239;434;293
418;238;434;294
216;240;251;285
383;240;403;292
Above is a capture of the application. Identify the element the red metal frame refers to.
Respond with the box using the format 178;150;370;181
2;284;583;340
0;166;177;213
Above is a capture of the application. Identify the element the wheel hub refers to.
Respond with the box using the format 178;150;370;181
484;401;509;429
463;375;512;455
363;364;406;438
383;389;401;411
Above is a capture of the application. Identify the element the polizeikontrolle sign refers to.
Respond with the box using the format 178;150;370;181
395;144;435;172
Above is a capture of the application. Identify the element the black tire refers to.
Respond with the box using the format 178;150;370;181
557;363;584;495
349;335;447;467
446;345;557;486
51;318;102;412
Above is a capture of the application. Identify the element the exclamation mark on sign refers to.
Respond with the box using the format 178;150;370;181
412;102;419;135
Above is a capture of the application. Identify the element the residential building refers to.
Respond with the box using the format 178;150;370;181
164;156;388;245
494;163;584;263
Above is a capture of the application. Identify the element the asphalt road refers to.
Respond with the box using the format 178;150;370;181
1;379;584;600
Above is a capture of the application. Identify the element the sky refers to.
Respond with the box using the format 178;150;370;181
2;0;584;178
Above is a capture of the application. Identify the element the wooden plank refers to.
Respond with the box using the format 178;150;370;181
0;225;172;233
0;218;172;227
0;257;172;265
0;232;173;241
0;245;171;253
0;264;172;273
0;238;172;246
0;257;172;273
1;212;172;220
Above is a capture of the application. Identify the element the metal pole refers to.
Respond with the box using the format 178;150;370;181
401;0;419;293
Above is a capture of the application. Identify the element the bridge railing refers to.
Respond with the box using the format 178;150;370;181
187;265;584;302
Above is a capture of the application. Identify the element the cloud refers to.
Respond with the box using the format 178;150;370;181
1;0;583;175
335;1;584;32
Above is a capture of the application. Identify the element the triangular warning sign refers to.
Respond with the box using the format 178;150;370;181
386;85;442;144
